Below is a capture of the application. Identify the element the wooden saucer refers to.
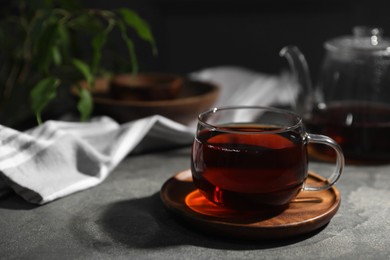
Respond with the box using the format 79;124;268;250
160;169;341;240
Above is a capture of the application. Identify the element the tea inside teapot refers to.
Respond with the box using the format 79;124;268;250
281;26;390;164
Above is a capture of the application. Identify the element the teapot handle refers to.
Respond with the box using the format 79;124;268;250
280;46;314;116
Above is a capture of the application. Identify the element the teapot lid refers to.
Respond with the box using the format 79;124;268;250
325;26;390;52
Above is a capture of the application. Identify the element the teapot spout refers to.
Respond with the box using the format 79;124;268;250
280;46;314;115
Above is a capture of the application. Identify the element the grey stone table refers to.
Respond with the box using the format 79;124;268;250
1;147;390;259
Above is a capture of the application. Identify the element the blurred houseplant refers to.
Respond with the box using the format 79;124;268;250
0;0;156;127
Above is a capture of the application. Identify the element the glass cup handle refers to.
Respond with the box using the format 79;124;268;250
303;133;345;191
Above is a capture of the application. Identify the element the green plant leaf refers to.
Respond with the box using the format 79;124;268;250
30;76;60;124
56;22;71;63
117;21;138;74
77;87;93;121
67;13;103;33
52;46;62;65
72;58;94;86
91;31;108;75
72;58;93;121
118;8;157;55
35;20;61;74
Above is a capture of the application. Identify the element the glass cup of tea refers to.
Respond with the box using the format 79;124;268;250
191;106;345;210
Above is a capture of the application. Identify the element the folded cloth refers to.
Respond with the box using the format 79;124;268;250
0;116;193;204
0;66;295;204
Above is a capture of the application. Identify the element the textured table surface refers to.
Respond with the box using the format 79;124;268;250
1;147;390;260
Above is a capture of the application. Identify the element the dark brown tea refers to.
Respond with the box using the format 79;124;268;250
304;102;390;163
191;124;308;210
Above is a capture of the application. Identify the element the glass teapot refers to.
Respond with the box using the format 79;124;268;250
280;26;390;163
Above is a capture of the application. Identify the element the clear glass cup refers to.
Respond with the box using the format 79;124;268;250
191;106;344;210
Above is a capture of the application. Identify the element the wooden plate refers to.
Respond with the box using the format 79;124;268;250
73;77;220;125
160;169;341;240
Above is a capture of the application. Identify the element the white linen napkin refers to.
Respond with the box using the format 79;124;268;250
0;116;193;204
0;66;295;204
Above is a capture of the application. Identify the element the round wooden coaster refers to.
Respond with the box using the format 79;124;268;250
160;169;341;240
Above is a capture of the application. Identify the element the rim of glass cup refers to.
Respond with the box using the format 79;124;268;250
197;106;303;134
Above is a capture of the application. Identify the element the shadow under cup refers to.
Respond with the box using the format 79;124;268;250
191;106;344;211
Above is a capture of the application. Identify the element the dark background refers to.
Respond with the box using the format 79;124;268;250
84;0;390;80
1;0;389;129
